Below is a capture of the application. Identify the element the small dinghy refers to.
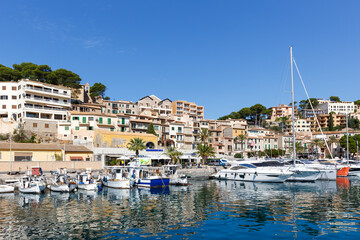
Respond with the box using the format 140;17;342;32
0;185;15;193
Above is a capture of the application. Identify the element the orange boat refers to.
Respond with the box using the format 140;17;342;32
337;166;350;177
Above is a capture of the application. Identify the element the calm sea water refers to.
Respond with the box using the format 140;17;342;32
1;178;360;239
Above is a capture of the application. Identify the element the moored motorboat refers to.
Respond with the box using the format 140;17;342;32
77;172;99;191
18;176;46;194
102;167;134;189
134;167;170;188
49;174;77;192
163;165;189;186
0;185;15;193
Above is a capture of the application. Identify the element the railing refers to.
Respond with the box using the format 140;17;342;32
24;96;70;106
25;86;70;96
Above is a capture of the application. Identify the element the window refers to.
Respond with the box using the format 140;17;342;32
0;95;8;100
88;117;94;121
2;86;6;90
99;117;103;124
75;126;80;130
2;105;5;109
45;124;49;128
110;128;114;132
172;127;175;131
12;96;16;100
154;125;159;130
33;123;37;128
82;117;86;123
72;116;79;120
108;118;111;124
12;86;16;91
88;126;93;130
65;126;69;130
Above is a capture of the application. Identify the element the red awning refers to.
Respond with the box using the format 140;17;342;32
70;156;84;161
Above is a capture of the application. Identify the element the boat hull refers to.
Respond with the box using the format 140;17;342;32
138;178;170;188
214;170;291;183
78;183;98;191
103;179;134;189
19;185;45;194
0;185;15;193
337;167;350;177
50;184;77;192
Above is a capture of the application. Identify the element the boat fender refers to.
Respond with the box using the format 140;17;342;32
255;172;258;176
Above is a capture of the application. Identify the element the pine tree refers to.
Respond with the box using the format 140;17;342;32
147;123;157;136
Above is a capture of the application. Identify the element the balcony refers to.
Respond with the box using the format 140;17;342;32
24;86;70;98
24;96;70;107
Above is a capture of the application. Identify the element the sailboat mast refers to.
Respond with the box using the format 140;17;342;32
290;47;296;165
346;112;349;162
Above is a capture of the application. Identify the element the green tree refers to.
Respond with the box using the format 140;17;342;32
146;123;157;136
275;116;288;132
328;112;334;131
127;138;146;158
250;104;269;126
289;141;305;155
299;98;319;110
53;68;81;88
238;107;252;119
354;100;360;106
311;138;324;159
196;144;216;164
349;118;360;129
0;64;22;82
235;134;247;154
327;136;338;158
339;135;358;159
165;146;182;164
199;128;210;144
234;153;243;158
90;82;107;98
330;96;341;102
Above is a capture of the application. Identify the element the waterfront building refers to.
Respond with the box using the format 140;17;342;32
172;100;204;121
310;114;346;130
93;130;158;149
284;119;314;133
137;95;172;116
269;104;298;121
318;100;355;115
301;108;325;118
0;79;71;139
0;142;97;172
103;99;138;115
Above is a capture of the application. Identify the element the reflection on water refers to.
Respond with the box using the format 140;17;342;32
1;178;360;239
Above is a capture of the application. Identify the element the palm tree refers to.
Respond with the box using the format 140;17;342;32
235;134;247;154
311;138;324;159
327;136;338;158
275;116;289;132
165;146;182;164
127;138;146;158
289;141;305;156
199;128;211;144
197;143;216;164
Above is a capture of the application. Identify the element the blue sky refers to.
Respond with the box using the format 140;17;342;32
0;1;359;119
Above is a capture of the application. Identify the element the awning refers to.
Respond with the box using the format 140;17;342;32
70;156;83;161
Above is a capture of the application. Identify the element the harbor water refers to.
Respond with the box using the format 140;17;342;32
1;178;360;239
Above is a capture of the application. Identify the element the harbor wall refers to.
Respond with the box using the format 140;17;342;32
0;161;102;173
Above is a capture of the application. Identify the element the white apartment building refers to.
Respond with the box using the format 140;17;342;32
318;100;355;115
0;79;71;138
284;119;313;133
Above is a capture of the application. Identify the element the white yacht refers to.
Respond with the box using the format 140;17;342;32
213;162;294;183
